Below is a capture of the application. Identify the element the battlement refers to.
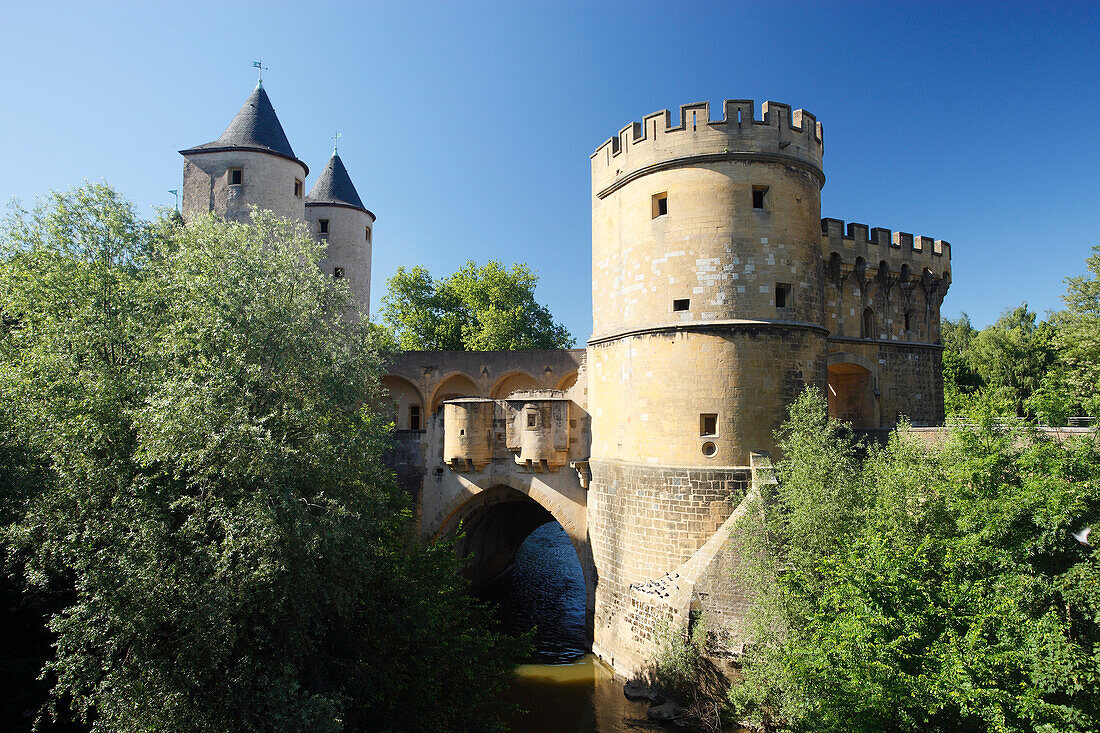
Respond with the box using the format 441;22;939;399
821;217;951;279
592;100;824;194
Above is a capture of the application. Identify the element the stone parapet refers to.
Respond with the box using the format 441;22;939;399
821;217;951;276
592;100;823;195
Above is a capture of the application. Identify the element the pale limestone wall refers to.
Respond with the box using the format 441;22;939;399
819;219;951;428
380;349;590;591
587;99;829;676
382;349;587;416
442;398;496;470
588;329;825;466
306;203;374;318
181;150;305;223
417;396;594;615
592;100;822;197
380;375;425;431
593;161;825;335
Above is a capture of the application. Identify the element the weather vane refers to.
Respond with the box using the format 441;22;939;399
253;60;268;86
332;131;342;155
168;189;180;212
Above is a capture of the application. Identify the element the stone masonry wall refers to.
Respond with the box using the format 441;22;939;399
588;459;749;673
591;160;825;337
827;340;945;426
588;328;825;466
306;203;373;317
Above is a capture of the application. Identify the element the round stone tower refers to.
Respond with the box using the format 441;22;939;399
586;100;827;673
305;152;376;317
179;82;308;223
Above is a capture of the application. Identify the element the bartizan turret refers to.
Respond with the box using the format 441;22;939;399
305;151;375;317
179;81;308;223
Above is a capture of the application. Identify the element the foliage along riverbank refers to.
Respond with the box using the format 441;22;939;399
727;390;1098;732
0;185;524;732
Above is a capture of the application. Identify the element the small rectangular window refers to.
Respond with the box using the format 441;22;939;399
365;226;371;242
333;267;344;279
409;405;421;431
775;283;791;309
700;413;718;436
652;192;668;218
319;219;329;235
673;298;690;312
526;411;537;429
294;178;303;198
752;185;768;209
228;168;243;185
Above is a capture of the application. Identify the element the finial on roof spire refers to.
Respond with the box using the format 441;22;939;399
332;131;342;156
252;60;268;88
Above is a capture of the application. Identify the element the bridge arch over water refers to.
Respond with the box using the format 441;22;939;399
425;473;595;637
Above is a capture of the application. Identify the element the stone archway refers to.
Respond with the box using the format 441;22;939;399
489;371;540;399
433;481;595;640
430;373;481;414
555;371;579;391
381;375;426;431
438;485;557;586
826;353;879;429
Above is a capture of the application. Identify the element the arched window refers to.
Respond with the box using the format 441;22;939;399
861;307;875;339
904;310;912;335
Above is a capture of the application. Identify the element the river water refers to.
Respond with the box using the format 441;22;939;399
485;522;702;732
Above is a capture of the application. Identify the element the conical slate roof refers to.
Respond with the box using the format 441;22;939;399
181;83;307;173
306;153;372;217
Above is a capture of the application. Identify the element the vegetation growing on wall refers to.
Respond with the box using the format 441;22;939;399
0;185;521;732
729;388;1099;733
380;260;573;351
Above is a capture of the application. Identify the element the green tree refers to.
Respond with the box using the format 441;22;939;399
0;186;520;732
380;260;573;351
941;313;983;412
1052;245;1100;418
971;304;1056;415
730;388;1100;732
942;306;1057;417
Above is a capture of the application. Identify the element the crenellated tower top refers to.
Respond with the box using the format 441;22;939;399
591;100;823;197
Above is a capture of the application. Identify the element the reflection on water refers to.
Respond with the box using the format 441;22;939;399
486;522;740;732
483;521;587;664
502;655;654;733
485;523;654;732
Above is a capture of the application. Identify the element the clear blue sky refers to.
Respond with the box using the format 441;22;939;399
2;1;1097;341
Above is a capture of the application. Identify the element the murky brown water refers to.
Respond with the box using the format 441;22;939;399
486;523;736;732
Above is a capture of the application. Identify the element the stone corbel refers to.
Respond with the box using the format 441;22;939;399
571;460;591;489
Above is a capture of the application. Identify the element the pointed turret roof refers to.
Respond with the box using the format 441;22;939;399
306;153;374;219
180;83;308;174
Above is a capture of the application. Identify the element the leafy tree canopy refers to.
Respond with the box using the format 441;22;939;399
379;260;573;351
942;245;1100;423
730;388;1100;732
1052;245;1100;418
0;185;520;732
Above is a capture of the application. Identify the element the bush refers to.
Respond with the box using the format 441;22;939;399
730;388;1100;732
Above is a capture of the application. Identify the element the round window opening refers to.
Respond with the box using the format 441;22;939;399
701;441;717;457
